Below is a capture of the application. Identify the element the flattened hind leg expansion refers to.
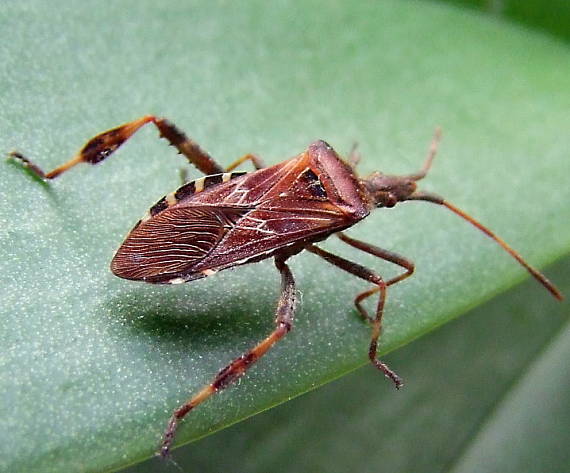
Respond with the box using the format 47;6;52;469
8;116;265;179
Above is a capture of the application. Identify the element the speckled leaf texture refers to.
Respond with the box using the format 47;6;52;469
1;1;569;472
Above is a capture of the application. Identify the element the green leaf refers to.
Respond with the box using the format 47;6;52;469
1;1;569;472
126;256;570;473
436;0;570;43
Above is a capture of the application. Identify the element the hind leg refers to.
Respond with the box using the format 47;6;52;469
9;115;226;179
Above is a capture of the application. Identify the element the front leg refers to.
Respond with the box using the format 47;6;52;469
337;232;415;288
306;244;403;389
225;153;266;171
159;254;297;457
8;115;225;179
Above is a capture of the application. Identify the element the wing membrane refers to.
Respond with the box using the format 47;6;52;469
111;206;245;282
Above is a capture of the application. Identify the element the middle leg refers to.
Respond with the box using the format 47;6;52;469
225;153;266;171
179;152;265;184
306;244;403;388
337;232;415;317
159;254;297;457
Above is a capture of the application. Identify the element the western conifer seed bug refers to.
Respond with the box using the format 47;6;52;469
9;115;563;457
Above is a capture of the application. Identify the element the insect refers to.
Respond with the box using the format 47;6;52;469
9;115;563;457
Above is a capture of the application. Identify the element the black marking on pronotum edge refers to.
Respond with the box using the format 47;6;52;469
301;168;327;199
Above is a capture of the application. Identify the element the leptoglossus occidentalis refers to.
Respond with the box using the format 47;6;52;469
9;115;563;457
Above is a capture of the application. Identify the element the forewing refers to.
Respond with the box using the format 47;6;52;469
184;153;367;272
190;203;349;272
111;206;246;283
111;149;369;281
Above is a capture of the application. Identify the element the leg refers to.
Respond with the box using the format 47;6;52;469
159;254;297;457
336;232;415;323
407;127;442;181
177;152;264;185
306;244;406;388
179;167;190;185
347;142;361;169
8;115;224;179
224;153;266;171
337;232;415;288
312;232;415;324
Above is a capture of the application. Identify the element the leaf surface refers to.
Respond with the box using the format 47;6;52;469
1;1;569;472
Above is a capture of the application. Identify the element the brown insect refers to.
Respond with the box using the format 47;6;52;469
10;115;563;457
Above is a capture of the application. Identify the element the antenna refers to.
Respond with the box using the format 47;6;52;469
407;191;563;301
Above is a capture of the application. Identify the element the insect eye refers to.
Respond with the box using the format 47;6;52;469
385;193;398;208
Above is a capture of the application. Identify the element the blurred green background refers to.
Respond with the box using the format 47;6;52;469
1;1;568;472
112;1;570;470
439;0;570;42
132;257;570;473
